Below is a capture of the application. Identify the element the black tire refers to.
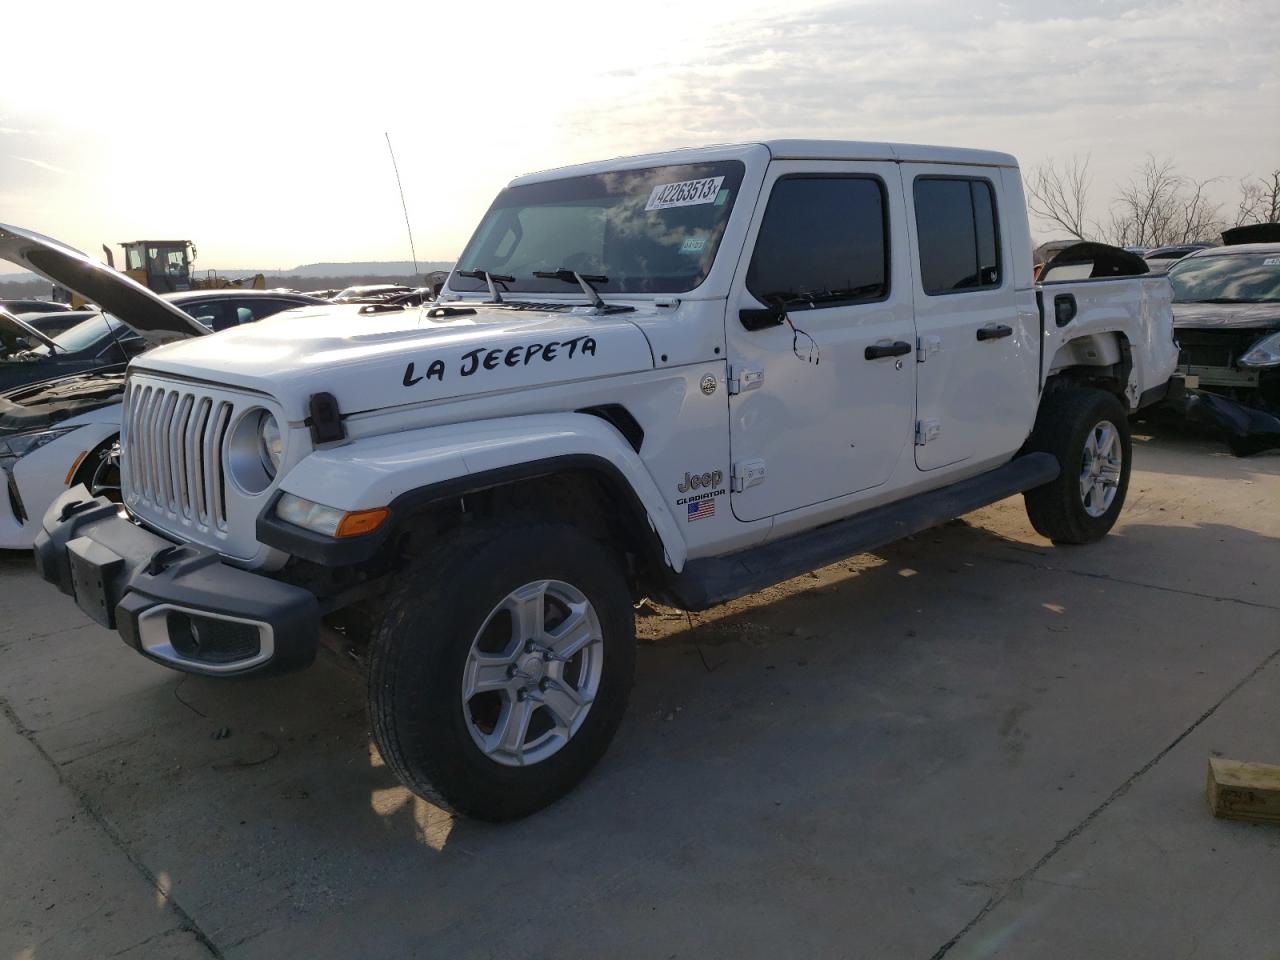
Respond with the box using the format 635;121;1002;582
1023;387;1132;545
367;519;635;821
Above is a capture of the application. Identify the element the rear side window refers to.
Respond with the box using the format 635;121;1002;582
914;177;1001;295
746;176;889;307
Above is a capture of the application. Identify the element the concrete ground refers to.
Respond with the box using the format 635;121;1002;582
1;422;1278;960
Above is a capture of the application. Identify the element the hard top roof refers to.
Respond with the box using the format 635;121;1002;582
511;140;1018;185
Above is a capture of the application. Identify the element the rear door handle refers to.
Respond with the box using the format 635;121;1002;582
976;324;1013;342
864;340;913;360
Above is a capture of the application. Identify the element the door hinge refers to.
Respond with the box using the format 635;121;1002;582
915;418;941;446
917;335;941;362
731;458;766;492
727;367;764;395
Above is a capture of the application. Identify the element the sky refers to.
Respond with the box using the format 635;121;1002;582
2;0;1277;274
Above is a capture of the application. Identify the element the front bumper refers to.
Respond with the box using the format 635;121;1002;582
33;486;319;676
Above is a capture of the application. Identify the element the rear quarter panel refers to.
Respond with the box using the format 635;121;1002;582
1041;276;1177;407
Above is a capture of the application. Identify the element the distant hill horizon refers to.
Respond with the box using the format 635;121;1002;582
0;259;455;284
0;259;458;298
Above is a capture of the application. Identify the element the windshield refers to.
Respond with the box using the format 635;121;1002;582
29;313;123;356
448;160;746;296
1169;252;1280;303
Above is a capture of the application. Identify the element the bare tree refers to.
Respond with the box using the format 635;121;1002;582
1027;155;1095;240
1103;156;1223;247
1235;169;1280;225
1176;176;1225;244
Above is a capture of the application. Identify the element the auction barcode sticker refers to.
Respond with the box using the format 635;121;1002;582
645;177;725;212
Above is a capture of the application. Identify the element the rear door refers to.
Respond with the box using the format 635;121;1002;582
726;161;917;522
903;167;1039;471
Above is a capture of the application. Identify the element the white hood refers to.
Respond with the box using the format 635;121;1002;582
132;302;657;420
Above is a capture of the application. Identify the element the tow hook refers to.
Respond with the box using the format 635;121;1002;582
58;497;100;522
144;545;190;576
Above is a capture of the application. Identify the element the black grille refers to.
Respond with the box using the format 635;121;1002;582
167;612;261;664
1177;328;1268;368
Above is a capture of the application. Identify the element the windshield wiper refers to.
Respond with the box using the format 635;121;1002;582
456;269;514;304
533;269;608;310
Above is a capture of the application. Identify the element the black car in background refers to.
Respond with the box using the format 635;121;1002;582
1170;242;1280;453
0;299;71;315
0;289;322;392
1144;243;1214;275
21;308;101;338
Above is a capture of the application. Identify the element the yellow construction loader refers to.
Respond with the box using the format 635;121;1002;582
101;240;266;294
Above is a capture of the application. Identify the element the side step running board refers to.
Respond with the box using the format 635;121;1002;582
665;452;1059;611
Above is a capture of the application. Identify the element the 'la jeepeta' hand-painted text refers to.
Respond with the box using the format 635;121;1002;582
403;335;598;387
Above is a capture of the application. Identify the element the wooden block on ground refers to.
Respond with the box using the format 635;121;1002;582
1207;757;1280;825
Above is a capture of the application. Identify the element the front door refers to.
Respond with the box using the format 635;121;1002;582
902;166;1038;471
726;161;917;522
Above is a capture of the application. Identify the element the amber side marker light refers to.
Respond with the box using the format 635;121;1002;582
64;450;90;486
335;507;390;538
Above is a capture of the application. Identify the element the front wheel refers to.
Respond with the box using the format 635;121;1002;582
367;520;636;821
1023;387;1132;544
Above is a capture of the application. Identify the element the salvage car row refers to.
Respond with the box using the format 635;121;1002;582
1;290;323;548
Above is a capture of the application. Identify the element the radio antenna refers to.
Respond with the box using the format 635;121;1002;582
384;132;419;275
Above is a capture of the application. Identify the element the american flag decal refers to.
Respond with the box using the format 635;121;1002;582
687;498;715;521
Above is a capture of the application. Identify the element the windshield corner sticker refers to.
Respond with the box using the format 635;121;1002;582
1263;257;1280;266
680;236;708;254
645;176;725;212
402;336;598;388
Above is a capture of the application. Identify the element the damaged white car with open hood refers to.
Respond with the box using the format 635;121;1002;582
9;140;1179;821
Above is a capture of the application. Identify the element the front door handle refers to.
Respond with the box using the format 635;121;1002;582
864;340;913;360
976;324;1013;342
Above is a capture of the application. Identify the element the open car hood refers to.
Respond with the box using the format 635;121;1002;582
0;307;60;357
0;224;208;345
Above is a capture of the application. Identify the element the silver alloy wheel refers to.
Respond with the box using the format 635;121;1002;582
461;579;604;767
1079;419;1122;518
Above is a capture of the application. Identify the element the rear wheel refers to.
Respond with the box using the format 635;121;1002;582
1023;387;1132;544
367;519;635;821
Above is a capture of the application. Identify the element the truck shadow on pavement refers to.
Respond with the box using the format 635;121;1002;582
5;500;1277;956
109;510;1278;841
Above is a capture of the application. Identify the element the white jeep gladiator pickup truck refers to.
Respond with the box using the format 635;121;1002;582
4;139;1178;820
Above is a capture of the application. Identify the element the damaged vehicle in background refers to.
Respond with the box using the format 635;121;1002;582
1;288;322;548
0;299;73;315
331;284;415;304
1169;232;1280;455
1;308;144;393
11;307;103;338
1;289;323;393
1143;243;1214;275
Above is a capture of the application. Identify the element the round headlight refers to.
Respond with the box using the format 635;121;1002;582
258;412;283;475
226;408;283;495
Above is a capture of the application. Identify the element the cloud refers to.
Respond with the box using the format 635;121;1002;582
8;155;68;175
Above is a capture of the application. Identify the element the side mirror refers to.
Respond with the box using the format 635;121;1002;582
739;305;786;331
